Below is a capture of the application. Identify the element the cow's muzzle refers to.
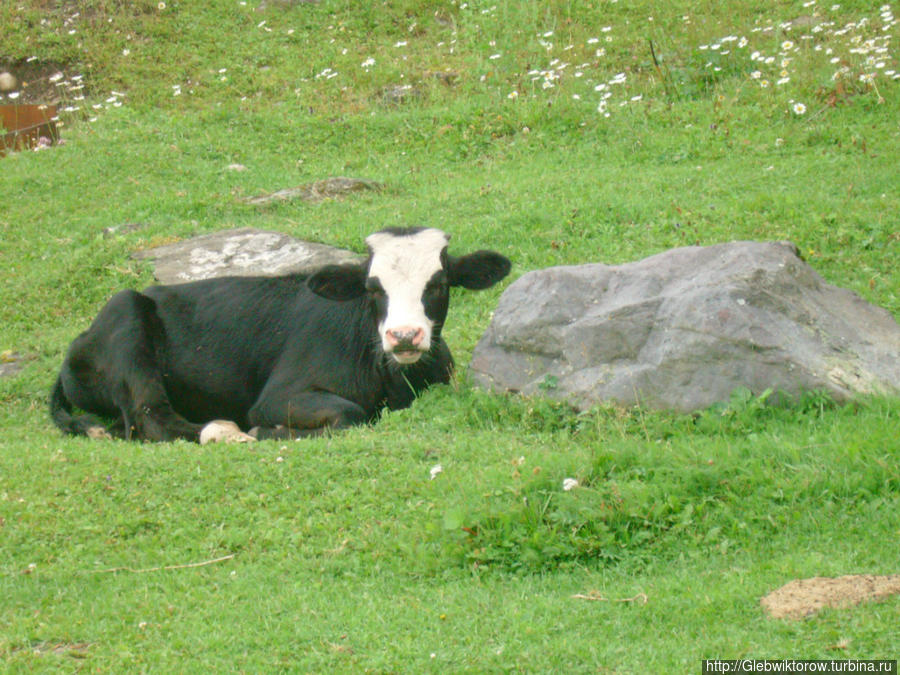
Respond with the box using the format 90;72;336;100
386;326;426;364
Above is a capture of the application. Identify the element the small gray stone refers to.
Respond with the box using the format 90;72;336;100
0;351;24;378
102;222;146;238
132;228;362;284
470;241;900;412
380;84;420;105
256;0;318;10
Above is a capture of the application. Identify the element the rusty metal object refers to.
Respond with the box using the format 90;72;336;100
1;104;58;155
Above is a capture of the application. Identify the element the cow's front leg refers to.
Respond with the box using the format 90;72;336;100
247;390;369;440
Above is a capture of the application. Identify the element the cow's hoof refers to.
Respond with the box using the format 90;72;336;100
86;425;113;440
200;420;257;445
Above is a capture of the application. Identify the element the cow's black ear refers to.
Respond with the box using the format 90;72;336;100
447;250;511;290
307;264;367;301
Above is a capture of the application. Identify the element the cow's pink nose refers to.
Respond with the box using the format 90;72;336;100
387;326;425;348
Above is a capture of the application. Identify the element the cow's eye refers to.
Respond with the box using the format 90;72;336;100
366;283;385;298
425;280;446;297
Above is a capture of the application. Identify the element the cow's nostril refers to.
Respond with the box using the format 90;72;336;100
388;327;425;348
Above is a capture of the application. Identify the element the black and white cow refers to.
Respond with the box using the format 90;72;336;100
50;227;510;443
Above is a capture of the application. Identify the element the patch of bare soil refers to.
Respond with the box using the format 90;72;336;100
761;574;900;619
0;59;78;104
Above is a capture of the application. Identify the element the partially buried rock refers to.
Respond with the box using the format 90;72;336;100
132;228;362;284
256;0;319;8
470;241;900;412
380;84;420;105
102;222;146;238
243;176;382;206
0;350;25;378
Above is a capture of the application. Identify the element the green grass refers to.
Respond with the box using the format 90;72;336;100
2;0;899;671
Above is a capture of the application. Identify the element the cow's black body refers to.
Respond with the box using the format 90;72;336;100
50;228;510;442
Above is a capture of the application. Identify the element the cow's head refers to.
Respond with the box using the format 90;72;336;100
307;227;511;365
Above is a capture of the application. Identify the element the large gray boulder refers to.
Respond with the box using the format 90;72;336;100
470;241;900;412
132;228;362;284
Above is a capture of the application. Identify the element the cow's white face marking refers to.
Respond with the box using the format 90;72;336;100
365;228;449;364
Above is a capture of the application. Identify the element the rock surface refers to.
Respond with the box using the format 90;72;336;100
470;241;900;412
0;350;25;379
380;84;420;105
243;176;382;206
132;228;362;284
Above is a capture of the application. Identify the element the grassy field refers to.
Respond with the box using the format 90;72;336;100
2;0;899;671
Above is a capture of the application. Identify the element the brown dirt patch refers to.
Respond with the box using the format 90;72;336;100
0;59;78;105
761;574;900;619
